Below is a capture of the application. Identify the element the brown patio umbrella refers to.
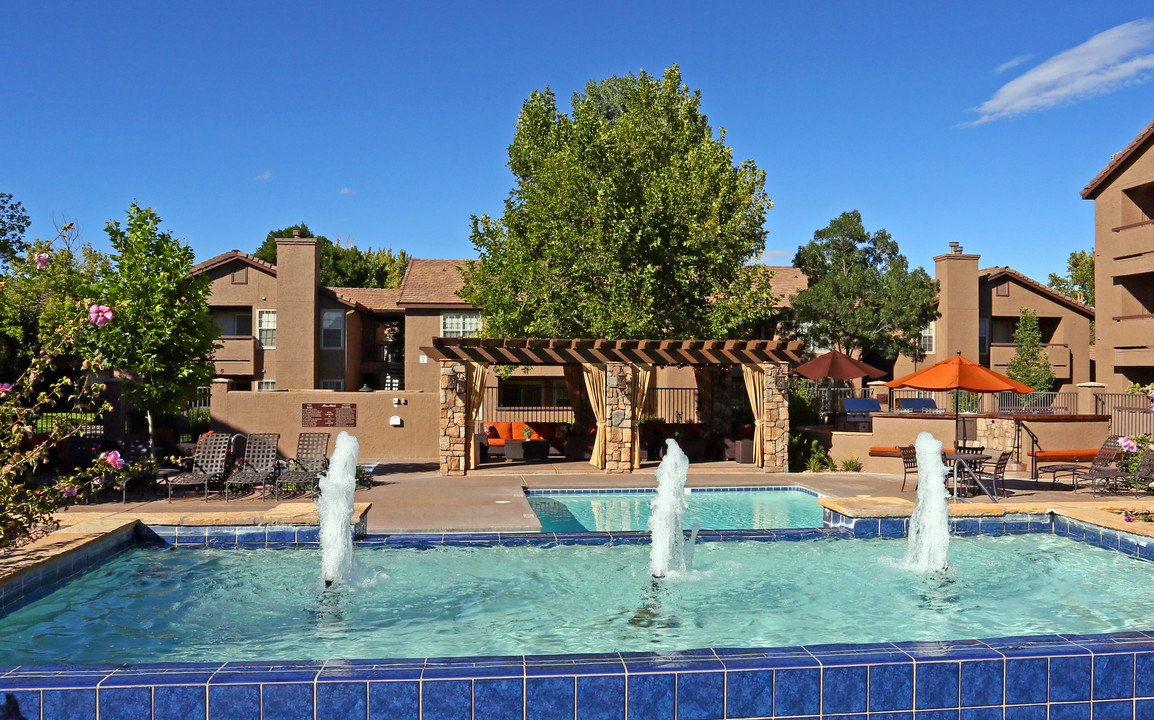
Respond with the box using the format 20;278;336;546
794;349;887;381
885;353;1033;448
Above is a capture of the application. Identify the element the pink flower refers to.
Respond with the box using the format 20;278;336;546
88;304;113;326
60;485;78;499
35;252;50;270
0;383;12;393
1124;511;1134;522
1121;436;1139;453
100;450;124;469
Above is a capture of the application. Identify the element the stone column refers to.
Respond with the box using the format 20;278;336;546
603;361;634;473
439;361;468;476
761;363;790;472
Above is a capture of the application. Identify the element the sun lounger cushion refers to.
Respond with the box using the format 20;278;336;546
869;446;903;458
1027;449;1100;462
483;421;543;447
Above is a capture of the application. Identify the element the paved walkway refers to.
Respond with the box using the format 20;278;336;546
57;456;1093;534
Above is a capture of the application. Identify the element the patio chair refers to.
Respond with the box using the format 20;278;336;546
224;433;280;502
974;450;1012;498
900;445;918;491
112;436;155;503
275;432;330;500
1084;450;1154;497
1040;435;1121;492
162;433;232;502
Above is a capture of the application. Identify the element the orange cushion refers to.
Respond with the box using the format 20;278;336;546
869;446;902;458
492;422;513;440
512;421;542;440
1028;449;1100;461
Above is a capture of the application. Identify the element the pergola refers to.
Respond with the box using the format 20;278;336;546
421;338;804;475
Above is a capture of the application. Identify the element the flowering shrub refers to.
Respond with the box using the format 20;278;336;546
1126;382;1154;411
1117;433;1153;493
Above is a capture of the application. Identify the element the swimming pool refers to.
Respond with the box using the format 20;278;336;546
527;487;823;531
3;531;1153;666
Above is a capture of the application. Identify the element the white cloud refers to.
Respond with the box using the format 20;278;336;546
255;170;272;181
340;187;355;195
761;249;793;261
994;54;1033;74
962;18;1154;127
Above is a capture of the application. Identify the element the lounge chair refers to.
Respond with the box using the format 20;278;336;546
275;432;330;500
163;433;232;502
900;445;918;491
1084;450;1154;497
224;433;280;502
1038;435;1121;491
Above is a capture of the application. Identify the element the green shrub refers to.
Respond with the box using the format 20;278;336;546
839;454;863;472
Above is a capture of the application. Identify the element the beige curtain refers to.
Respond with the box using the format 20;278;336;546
563;365;585;425
630;363;654;469
582;363;608;469
742;363;766;468
466;362;489;470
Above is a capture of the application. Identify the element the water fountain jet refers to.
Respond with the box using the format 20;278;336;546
318;431;360;587
902;431;950;573
649;438;691;578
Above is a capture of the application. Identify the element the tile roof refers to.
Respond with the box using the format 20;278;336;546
191;250;277;276
1082;118;1154;199
327;287;401;312
397;259;473;307
765;266;808;308
979;266;1094;317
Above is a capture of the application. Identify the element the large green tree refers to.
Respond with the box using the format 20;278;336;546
0;193;31;270
459;64;779;340
788;210;937;361
254;223;410;288
1006;307;1054;393
1047;249;1094;307
89;204;219;452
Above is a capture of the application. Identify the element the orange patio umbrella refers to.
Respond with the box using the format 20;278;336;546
794;349;887;382
885;353;1033;447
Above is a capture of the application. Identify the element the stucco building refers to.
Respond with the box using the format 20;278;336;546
1082;118;1154;392
892;243;1095;391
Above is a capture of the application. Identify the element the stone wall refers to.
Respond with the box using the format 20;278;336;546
604;362;633;473
439;361;468;475
761;363;790;472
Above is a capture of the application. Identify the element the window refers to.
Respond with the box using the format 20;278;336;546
441;311;481;338
257;310;276;348
978;319;990;355
1122;181;1154;226
996;282;1009;297
231;267;248;285
320;380;344;391
918;322;935;354
256;380;277;392
321;310;345;349
215;312;252;337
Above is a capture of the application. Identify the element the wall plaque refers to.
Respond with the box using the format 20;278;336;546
301;402;357;428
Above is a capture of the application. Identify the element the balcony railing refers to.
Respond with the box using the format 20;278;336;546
214;336;256;375
363;342;403;364
990;343;1070;379
1095;393;1154;437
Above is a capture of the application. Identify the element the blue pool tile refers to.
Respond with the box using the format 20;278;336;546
1093;700;1135;720
368;681;419;720
103;669;218;686
822;665;868;714
880;517;908;537
175;526;207;543
725;669;773;719
627;673;674;720
951;518;979;536
1004;657;1048;705
422;679;471;720
960;659;1003;707
1094;653;1135;700
676;672;724;720
475;678;523;720
1048;702;1091;720
1139;699;1154;720
915;710;960;720
154;686;207;720
208;684;260;720
262;683;313;720
870;663;914;711
316;682;367;720
774;667;820;716
526;677;574;720
264;526;296;543
204;529;236;546
0;691;39;720
43;688;96;720
1051;655;1093;702
915;662;960;709
1138;653;1154;698
577;675;625;720
961;708;1003;720
1004;704;1046;720
620;650;721;673
98;686;151;720
852;519;880;538
234;527;266;545
825;714;867;720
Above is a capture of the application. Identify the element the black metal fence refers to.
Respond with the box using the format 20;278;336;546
1095;393;1154;438
480;386;704;425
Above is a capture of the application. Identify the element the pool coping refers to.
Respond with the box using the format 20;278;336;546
6;499;1154;719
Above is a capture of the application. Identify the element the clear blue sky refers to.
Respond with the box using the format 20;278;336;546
5;1;1154;285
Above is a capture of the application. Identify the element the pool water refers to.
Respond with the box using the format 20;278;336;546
3;533;1154;665
528;489;823;531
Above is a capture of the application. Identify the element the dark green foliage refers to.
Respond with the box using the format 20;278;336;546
1047;249;1094;307
460;64;779;340
1006;307;1054;392
0;193;31;270
254;223;410;288
788;210;938;361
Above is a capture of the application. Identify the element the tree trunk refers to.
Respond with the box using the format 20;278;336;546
146;409;156;460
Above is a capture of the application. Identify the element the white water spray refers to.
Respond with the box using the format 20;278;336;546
649;439;691;578
902;431;950;573
318;431;360;587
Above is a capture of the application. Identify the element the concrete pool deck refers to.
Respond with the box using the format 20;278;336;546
43;455;1142;534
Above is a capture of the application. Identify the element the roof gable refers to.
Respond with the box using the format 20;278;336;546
397;259;473;307
191;250;277;277
1082;118;1154;200
979;266;1094;318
